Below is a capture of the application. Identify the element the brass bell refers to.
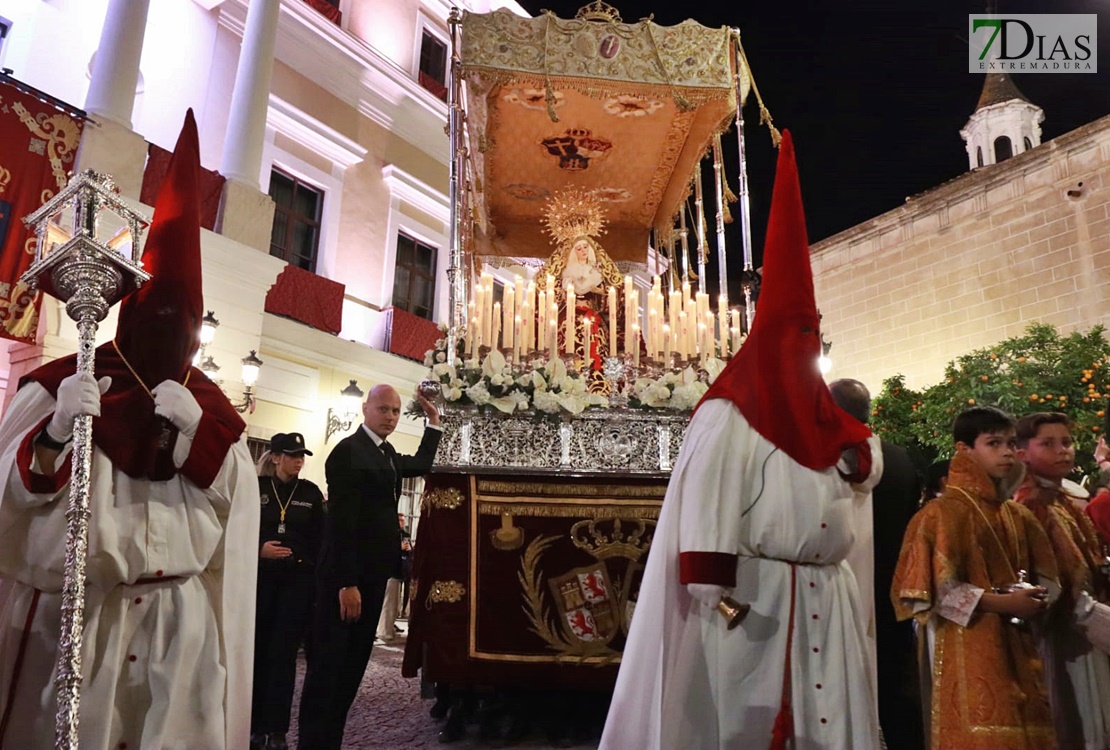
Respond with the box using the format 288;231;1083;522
717;596;750;630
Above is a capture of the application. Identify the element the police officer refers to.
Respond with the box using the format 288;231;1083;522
250;433;325;750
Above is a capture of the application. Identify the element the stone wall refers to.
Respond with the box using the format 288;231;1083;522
812;114;1110;394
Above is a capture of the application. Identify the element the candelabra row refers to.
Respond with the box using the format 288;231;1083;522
466;273;747;365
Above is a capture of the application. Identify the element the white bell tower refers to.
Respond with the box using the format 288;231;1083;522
959;72;1044;170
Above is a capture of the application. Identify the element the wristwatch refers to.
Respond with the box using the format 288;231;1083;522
35;426;71;451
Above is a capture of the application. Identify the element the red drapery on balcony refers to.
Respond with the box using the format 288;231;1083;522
265;263;345;335
141;143;225;231
383;306;440;362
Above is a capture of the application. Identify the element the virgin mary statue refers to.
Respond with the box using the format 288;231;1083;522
537;189;630;392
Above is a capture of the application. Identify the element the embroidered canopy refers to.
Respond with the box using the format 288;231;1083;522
461;7;749;263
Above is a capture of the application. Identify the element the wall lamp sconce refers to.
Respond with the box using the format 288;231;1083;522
230;350;264;414
325;379;365;443
193;309;264;413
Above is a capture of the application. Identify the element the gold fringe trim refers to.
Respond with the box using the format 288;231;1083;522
476;479;667;498
479;501;661;519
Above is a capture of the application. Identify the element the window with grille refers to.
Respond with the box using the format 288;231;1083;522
246;437;270;466
418;29;448;101
268;169;322;272
392;232;437;320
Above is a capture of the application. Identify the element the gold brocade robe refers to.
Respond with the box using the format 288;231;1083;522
1014;478;1107;613
891;452;1059;750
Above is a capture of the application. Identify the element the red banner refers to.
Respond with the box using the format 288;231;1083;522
0;81;85;342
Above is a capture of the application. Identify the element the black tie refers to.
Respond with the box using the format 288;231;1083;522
380;441;399;500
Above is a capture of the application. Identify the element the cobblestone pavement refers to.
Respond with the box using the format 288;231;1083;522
287;625;600;750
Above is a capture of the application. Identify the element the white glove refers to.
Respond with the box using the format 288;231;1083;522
46;374;111;443
152;380;202;438
686;583;727;609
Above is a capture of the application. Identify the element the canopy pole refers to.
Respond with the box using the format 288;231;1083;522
446;7;466;360
694;168;708;295
732;32;756;332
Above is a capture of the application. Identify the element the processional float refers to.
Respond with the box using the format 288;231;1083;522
404;1;778;690
21;172;150;748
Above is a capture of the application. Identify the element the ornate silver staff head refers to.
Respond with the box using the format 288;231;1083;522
21;168;151;321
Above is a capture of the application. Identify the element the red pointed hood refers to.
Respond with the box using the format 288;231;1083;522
695;130;870;470
26;110;245;485
115;109;204;383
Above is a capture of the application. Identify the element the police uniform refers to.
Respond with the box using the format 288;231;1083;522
251;433;325;750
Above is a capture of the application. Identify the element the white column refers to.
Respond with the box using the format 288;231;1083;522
220;0;281;188
84;0;151;128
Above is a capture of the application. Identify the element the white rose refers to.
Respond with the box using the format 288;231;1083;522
436;351;447;363
443;386;462;401
433;363;454;378
423;352;434;367
491;374;504;387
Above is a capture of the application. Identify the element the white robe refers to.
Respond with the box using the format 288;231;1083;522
0;382;259;750
599;400;880;750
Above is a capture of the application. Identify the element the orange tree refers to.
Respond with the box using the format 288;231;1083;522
871;324;1110;473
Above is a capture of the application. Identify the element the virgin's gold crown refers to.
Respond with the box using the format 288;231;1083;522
544;187;607;247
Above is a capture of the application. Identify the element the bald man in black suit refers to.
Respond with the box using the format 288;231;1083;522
298;385;442;750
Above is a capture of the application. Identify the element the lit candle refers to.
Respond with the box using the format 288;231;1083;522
719;307;730;359
492;302;502;351
520;298;532;353
546;274;555;302
698;321;707;363
705;310;716;359
565;284;576;357
548;305;558;356
608;286;617;354
514;274;525;324
624;275;634;355
730;309;742;354
632;323;640;367
581;315;591;366
503;285;515;350
481;274;494;346
678;311;688;360
662;323;671;361
537;290;546;350
514;315;522;361
668;289;681;351
525;281;536;339
648;307;658;360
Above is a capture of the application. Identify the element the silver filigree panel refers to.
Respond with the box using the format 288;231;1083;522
434;408;689;474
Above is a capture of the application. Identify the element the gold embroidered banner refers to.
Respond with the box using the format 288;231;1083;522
0;80;84;343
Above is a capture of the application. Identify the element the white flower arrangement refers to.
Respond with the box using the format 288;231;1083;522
416;331;726;417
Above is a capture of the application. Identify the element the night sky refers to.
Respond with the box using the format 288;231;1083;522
513;0;1110;296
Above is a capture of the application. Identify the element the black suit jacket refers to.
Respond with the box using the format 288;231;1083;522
318;425;441;590
873;440;922;632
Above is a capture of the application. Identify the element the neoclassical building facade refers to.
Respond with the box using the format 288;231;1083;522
0;0;523;497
